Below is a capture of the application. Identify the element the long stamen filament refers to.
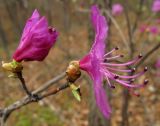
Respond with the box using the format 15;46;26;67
103;47;119;57
103;55;124;61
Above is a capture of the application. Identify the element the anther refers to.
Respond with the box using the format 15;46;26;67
144;67;148;72
103;59;107;62
131;68;136;73
129;79;135;84
115;47;119;50
48;27;53;33
114;75;119;79
138;54;143;58
120;55;124;57
144;79;149;85
111;85;116;89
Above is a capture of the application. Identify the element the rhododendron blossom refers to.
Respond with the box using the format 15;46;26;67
13;9;58;62
152;0;160;12
155;59;160;68
68;5;148;118
112;3;123;16
140;25;159;34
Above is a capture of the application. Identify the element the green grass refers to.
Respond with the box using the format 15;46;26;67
13;104;63;126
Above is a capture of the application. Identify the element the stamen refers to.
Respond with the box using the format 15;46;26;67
103;47;119;57
115;79;145;88
105;76;115;89
129;79;135;84
105;67;133;73
101;56;141;67
104;55;124;60
113;71;146;79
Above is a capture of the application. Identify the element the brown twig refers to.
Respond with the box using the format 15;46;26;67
33;72;66;94
16;71;32;97
0;72;67;125
136;43;160;67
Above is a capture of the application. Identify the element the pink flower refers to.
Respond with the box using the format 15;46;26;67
139;25;159;35
149;26;159;34
79;5;148;118
155;59;160;68
156;18;160;23
13;9;58;62
112;3;123;16
152;0;160;12
139;24;148;33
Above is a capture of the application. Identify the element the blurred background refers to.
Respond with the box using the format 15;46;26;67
0;0;160;126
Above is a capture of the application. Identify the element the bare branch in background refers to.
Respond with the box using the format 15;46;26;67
104;10;129;50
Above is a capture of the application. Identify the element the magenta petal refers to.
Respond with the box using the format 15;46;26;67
94;85;111;118
13;10;58;62
91;57;111;118
90;5;108;59
155;59;160;68
21;9;40;40
80;5;111;118
31;9;40;19
149;26;159;34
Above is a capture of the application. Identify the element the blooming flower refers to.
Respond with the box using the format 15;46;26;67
139;25;159;35
155;59;160;76
139;24;148;33
13;9;58;62
152;0;160;12
149;26;159;34
155;59;160;68
79;5;148;118
112;3;123;16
